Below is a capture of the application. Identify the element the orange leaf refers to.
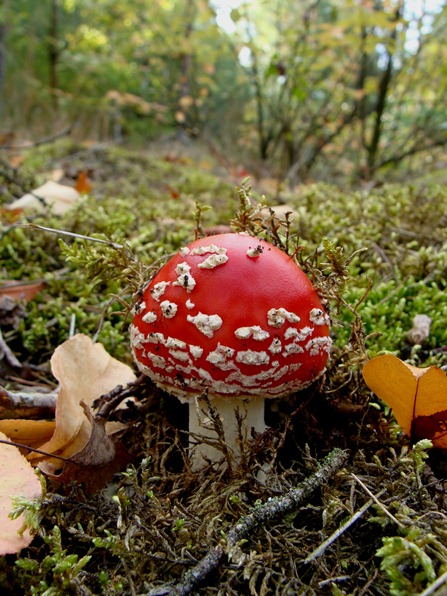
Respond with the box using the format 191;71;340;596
0;420;55;449
0;207;24;224
74;171;92;195
363;354;447;447
0;432;42;555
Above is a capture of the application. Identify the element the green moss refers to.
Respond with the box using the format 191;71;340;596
3;143;447;595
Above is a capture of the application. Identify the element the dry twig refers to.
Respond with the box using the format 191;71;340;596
0;385;57;419
304;487;387;563
0;328;22;369
147;448;349;596
351;473;406;529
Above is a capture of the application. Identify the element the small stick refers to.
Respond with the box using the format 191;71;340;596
0;328;22;368
0;126;72;150
419;569;447;596
24;223;123;250
146;448;349;596
304;487;387;563
0;386;57;420
69;313;76;338
0;438;68;461
94;375;148;421
351;473;405;529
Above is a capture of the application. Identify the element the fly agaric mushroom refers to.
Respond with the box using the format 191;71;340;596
130;233;331;468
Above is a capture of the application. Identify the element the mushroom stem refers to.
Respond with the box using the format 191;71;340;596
188;395;266;469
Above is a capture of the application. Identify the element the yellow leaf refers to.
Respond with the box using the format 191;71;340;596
0;420;55;448
363;354;447;447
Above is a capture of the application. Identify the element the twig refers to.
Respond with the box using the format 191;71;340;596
146;448;349;596
0;126;72;150
351;473;405;529
0;386;57;420
69;313;76;338
24;223;123;250
94;375;149;421
419;569;447;596
0;328;22;368
0;439;68;461
304;487;387;563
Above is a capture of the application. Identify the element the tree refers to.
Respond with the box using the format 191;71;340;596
231;0;447;183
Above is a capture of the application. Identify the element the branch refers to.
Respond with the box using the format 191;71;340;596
0;385;57;420
146;448;349;596
372;137;447;172
365;5;401;173
0;126;72;151
0;328;22;369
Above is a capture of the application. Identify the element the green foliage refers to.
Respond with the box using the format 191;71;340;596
369;442;447;596
3;1;446;182
278;181;447;356
377;530;437;595
15;526;91;595
9;470;46;538
3;142;447;367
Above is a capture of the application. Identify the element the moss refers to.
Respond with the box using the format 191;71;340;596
2;143;447;594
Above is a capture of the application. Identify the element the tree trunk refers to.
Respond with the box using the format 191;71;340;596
48;0;59;110
0;4;5;103
177;1;197;138
363;5;401;178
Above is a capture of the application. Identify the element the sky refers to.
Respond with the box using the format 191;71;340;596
211;0;445;34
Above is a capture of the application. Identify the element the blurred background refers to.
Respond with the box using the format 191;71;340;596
0;0;446;186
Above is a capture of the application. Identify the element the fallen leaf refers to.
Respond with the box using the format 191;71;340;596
0;431;42;555
8;154;25;168
0;419;55;449
40;403;131;493
6;181;81;214
0;207;24;224
362;354;447;447
0;280;45;302
74;171;92;195
28;334;136;463
166;185;180;199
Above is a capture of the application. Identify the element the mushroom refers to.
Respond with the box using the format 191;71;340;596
130;233;331;468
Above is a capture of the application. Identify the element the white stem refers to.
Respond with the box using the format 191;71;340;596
188;395;266;469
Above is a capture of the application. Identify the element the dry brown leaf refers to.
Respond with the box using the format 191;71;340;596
40;403;131;493
0;431;42;555
28;334;136;463
363;354;447;447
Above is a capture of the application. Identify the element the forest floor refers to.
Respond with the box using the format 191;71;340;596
1;139;447;595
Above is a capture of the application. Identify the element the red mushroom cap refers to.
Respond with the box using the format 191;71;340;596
130;233;331;401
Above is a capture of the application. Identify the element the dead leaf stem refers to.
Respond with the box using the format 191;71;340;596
26;224;123;249
304;487;387;563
